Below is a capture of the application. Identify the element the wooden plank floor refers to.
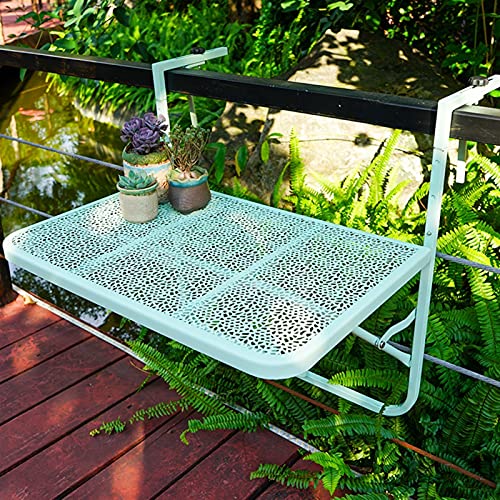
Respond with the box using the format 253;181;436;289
0;295;331;499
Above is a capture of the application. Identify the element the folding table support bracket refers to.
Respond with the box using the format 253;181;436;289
300;75;500;416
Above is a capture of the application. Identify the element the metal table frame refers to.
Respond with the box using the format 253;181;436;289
5;57;499;415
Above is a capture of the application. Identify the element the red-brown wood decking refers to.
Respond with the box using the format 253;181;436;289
0;295;332;499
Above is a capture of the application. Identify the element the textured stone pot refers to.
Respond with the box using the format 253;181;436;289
168;170;211;214
117;181;159;223
122;147;171;204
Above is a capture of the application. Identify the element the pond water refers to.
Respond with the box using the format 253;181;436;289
0;69;142;337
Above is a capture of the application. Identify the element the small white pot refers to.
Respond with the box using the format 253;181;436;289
117;182;159;223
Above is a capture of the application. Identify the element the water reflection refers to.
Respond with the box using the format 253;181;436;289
0;72;122;232
0;70;137;338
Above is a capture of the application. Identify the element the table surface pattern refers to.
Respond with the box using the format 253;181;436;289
5;193;431;377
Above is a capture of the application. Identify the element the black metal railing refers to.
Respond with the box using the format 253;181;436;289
1;45;500;142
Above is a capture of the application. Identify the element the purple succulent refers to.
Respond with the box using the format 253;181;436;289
121;112;167;155
132;128;161;155
142;112;158;130
120;117;143;143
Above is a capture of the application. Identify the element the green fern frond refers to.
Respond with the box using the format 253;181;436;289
456;243;499;269
376;441;402;474
180;411;270;444
401;182;429;219
467;269;500;363
343;494;389;500
135;372;153;393
343;165;372;206
440;307;479;340
478;424;500;457
271;161;289;207
288;128;305;193
470;153;500;189
302;452;354;494
304;414;396;440
444;379;500;456
256;379;317;422
250;463;317;490
437;225;469;253
129;340;229;417
367;130;402;206
128;399;189;424
384;179;412;206
317;175;342;200
329;369;405;392
227;178;264;203
90;417;126;436
340;472;388;494
471;220;500;248
419;380;456;413
451;194;481;225
304;451;353;474
416;478;441;500
457;178;491;206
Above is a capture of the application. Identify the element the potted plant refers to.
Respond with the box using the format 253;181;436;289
120;112;170;203
117;170;159;223
166;125;211;214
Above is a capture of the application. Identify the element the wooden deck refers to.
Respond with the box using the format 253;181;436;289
0;295;332;499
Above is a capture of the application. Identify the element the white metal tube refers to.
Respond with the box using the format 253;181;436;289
352;326;411;367
152;47;228;132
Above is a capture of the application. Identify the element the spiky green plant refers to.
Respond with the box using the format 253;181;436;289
167;125;211;180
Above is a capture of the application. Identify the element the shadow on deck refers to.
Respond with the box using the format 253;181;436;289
0;295;333;499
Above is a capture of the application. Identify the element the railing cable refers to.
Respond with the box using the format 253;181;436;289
389;340;500;388
0;133;124;171
0;196;52;218
436;251;500;275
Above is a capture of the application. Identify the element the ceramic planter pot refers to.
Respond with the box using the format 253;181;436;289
168;169;211;214
122;147;171;204
117;181;159;223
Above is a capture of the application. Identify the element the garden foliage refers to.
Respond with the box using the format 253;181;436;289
37;1;498;122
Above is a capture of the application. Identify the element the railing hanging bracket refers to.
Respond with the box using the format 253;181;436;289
152;47;228;132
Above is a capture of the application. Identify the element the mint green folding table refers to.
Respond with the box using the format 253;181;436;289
4;64;499;416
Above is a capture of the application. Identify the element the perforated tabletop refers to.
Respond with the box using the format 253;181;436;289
4;193;431;378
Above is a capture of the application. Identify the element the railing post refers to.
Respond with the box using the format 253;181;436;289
0;213;17;306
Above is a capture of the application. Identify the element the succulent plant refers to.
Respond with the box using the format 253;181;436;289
166;125;211;179
121;112;168;155
118;170;157;190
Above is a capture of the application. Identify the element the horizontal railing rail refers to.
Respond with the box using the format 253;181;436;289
1;45;500;144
